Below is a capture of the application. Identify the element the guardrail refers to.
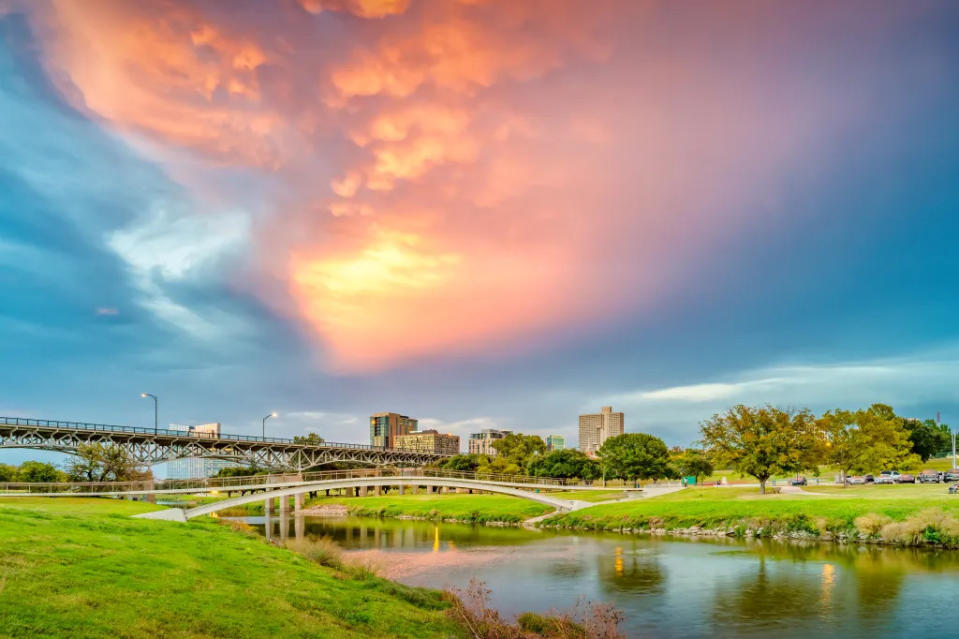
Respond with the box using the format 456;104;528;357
0;416;385;450
0;467;620;494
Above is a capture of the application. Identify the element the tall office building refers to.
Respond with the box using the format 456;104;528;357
370;412;417;449
468;428;512;456
546;434;566;452
578;406;624;455
394;430;460;456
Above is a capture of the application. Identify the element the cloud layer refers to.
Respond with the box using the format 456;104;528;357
10;0;914;372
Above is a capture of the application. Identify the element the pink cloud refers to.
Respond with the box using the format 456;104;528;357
18;0;895;371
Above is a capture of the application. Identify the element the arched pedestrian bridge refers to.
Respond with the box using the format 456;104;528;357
0;468;642;522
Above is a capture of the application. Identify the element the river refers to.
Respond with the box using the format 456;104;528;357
241;514;959;638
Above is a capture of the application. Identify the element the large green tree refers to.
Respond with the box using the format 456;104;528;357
675;450;714;483
598;433;673;484
700;405;819;494
490;433;546;474
527;449;601;479
293;432;325;445
17;460;62;483
66;444;138;482
903;418;951;462
0;463;17;482
436;454;489;472
847;404;918;472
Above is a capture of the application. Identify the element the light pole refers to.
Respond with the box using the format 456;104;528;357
141;393;158;434
262;412;277;439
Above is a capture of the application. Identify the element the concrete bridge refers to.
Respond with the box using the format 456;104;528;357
0;468;634;522
136;475;601;522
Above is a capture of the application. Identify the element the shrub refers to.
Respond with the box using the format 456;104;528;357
285;535;343;570
854;513;892;537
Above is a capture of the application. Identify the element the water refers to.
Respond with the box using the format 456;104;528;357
243;515;959;638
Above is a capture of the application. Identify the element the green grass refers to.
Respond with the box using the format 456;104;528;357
543;485;959;538
322;493;553;523
0;498;466;639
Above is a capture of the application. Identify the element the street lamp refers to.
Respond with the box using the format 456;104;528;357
141;393;158;434
262;412;277;439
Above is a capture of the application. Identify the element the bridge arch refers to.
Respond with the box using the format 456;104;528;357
176;477;583;520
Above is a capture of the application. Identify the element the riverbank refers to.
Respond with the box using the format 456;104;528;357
322;493;555;524
542;485;959;548
0;497;468;638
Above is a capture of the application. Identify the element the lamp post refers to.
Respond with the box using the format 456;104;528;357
262;412;277;439
141;393;158;434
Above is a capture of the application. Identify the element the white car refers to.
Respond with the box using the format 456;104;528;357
847;476;866;485
875;471;898;484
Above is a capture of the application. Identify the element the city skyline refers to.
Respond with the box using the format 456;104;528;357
3;1;959;468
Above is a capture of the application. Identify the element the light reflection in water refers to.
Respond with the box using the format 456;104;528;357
237;515;959;639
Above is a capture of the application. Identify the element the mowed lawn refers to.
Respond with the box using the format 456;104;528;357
545;484;959;531
322;493;553;523
0;498;465;639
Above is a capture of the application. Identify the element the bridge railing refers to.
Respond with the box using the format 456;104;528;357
0;467;599;494
0;416;430;454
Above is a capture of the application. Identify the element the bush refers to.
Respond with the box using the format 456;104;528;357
285;535;343;570
854;513;892;537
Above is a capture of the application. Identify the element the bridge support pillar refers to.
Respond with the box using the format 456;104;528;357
375;485;381;496
294;493;303;513
265;497;274;517
359;485;368;497
280;495;289;522
398;484;405;495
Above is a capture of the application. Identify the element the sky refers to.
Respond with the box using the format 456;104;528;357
2;0;959;467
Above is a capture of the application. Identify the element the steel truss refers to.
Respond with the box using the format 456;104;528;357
0;420;444;470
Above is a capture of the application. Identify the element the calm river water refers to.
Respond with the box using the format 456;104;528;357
243;515;959;638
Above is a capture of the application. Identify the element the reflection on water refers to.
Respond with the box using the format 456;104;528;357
238;514;959;639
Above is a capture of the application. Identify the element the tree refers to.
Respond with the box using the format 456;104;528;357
436;454;489;472
293;432;325;445
527;449;601;479
17;460;62;483
676;450;714;483
903;418;951;462
491;433;546;474
598;433;673;484
66;444;137;482
820;404;920;484
0;463;17;482
700;405;819;494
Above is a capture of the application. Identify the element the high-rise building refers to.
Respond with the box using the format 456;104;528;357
578;406;624;455
163;457;238;480
468;428;512;456
370;412;417;449
546;434;566;452
394;430;460;456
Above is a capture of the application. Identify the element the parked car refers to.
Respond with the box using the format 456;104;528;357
864;474;875;483
897;473;916;484
918;470;941;484
945;469;959;482
847;475;867;485
791;476;807;486
949;483;959;495
875;474;896;485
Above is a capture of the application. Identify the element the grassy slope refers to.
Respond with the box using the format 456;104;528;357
320;493;553;523
0;498;465;639
544;485;959;533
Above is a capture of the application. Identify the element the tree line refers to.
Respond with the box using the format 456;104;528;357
700;403;949;493
0;443;150;483
434;403;949;490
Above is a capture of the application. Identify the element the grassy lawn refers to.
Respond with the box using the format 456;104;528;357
320;493;553;523
543;485;959;536
0;498;465;639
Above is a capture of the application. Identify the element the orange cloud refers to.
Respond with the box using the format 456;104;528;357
297;0;410;19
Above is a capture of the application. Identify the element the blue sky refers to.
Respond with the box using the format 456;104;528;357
2;1;959;468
